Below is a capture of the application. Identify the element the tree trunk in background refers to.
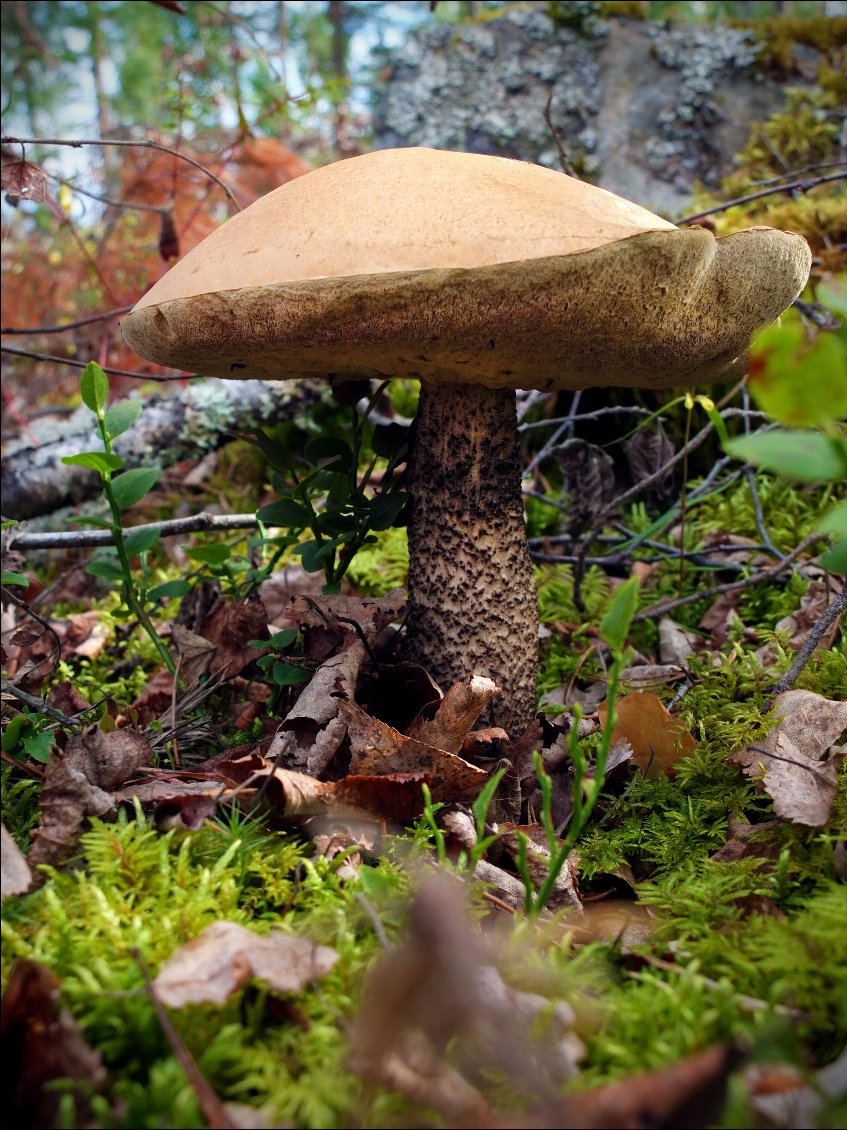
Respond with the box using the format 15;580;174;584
327;0;353;157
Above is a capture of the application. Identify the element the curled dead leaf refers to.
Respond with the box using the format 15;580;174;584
732;690;847;826
1;822;32;898
599;692;696;778
154;921;338;1007
341;699;490;802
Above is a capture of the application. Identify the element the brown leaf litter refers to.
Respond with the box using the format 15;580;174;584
1;959;107;1130
153;921;338;1007
732;690;847;826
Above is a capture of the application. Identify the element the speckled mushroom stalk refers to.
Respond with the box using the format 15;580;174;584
121;147;812;735
404;382;538;734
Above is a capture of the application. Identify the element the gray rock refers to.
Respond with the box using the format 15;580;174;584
375;9;820;217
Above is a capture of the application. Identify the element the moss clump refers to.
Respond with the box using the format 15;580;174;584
343;526;408;596
1;812;411;1128
730;15;847;76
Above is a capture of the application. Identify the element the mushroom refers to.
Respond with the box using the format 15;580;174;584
121;147;811;734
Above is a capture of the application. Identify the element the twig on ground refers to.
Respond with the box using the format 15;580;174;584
131;949;237;1130
768;579;847;697
7;512;261;552
0;678;78;728
632;532;822;622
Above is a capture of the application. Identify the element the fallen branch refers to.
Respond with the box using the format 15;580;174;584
7;512;260;551
2;378;324;520
769;578;847;697
633;532;822;622
677;169;845;224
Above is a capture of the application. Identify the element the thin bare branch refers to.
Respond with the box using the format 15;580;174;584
2;306;132;335
1;345;181;381
1;135;241;213
632;532;822;622
677;171;846;225
7;512;261;552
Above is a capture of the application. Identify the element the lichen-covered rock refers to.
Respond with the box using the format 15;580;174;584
375;9;822;215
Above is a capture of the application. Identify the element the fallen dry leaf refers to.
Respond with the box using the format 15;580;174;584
154;921;338;1007
505;1043;736;1129
1;822;32;897
710;818;782;864
216;751;430;822
754;579;843;667
349;874;583;1121
171;623;216;687
406;675;500;754
139;783;226;830
745;1050;847;1129
498;825;583;913
658;617;703;665
599;692;696;778
567;899;655;949
28;726;153;875
279;589;406;774
732;690;847;826
1;959;108;1130
341;699;490;802
619;663;688;689
196;593;269;679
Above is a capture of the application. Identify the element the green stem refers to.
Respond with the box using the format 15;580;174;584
97;414;178;678
530;650;627;915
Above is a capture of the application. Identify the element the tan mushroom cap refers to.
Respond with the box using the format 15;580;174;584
122;147;812;390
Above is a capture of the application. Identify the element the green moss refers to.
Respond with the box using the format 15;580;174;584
343;526;408;596
1;812;410;1128
731;15;847;76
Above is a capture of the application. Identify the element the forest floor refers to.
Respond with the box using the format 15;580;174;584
2;358;846;1129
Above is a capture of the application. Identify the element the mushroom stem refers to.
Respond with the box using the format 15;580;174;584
403;381;538;735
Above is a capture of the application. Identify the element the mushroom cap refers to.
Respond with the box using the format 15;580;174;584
122;147;812;390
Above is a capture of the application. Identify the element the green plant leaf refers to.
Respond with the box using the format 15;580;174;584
80;361;110;415
819;540;847;572
186;543;232;565
69;516;116;530
599;576;639;653
87;557;124;582
371;422;409;460
256;498;311;527
23;729;55;763
747;322;847;427
816;499;847;541
104;398;142;439
317;511;358;535
272;632;302;650
148;579;190;602
1;571;30;586
725;431;847;482
298;538;336;574
62;451;124;474
369;491;407;531
110;467;159;509
304;436;354;473
272;661;310;686
122;526;161;556
252;428;292;475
